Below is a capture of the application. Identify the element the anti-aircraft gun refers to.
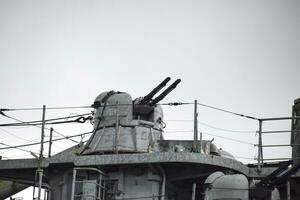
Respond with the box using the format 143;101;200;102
139;77;181;105
82;77;181;154
133;77;181;118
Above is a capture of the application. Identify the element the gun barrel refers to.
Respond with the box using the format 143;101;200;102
149;79;181;106
140;77;171;104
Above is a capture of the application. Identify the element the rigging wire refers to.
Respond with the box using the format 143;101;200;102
0;111;80;144
0;126;256;161
1;101;258;120
164;119;255;134
150;101;259;120
0;101;259;154
198;121;255;133
0;101;289;164
0;136;41;154
164;130;255;146
0;105;91;111
0;131;93;150
158;102;193;106
202;131;255;145
0;127;35;142
0;112;92;127
0;103;190;111
0;141;38;154
197;102;259;121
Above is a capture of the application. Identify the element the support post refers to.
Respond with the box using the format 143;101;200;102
37;105;46;200
157;165;166;200
37;169;43;200
98;174;102;200
199;131;203;153
194;100;198;152
32;172;36;200
287;180;291;200
48;127;53;157
257;119;263;171
192;183;196;200
39;105;46;160
115;102;119;154
71;168;77;200
102;177;105;200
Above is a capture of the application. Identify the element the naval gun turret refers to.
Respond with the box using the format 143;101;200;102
82;78;181;155
133;77;181;119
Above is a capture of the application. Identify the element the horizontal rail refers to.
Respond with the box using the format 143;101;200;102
256;158;292;161
260;144;291;147
255;144;300;147
260;116;300;121
262;130;294;134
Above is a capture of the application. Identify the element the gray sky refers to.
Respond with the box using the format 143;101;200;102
1;0;300;198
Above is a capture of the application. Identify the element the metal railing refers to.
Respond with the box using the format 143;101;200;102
256;116;300;171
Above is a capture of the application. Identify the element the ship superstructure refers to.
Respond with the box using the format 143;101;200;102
0;78;299;200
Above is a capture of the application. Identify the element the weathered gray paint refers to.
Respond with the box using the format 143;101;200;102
0;152;249;175
0;180;29;199
83;92;164;155
204;172;249;200
1;91;298;199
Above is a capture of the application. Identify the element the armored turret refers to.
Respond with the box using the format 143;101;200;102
82;78;181;155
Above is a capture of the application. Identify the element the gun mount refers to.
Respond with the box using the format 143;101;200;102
139;77;181;106
149;78;181;106
133;78;181;117
82;78;182;155
139;77;171;105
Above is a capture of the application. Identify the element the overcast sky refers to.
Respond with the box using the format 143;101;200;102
1;0;300;199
